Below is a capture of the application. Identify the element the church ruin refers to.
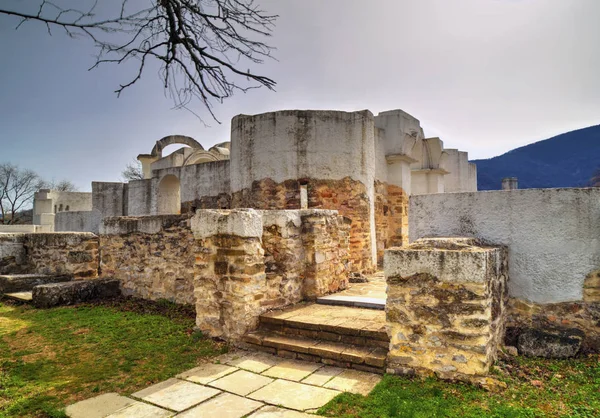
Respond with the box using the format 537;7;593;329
2;107;598;384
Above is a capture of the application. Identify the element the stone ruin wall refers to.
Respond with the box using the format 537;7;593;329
232;177;371;273
95;209;350;339
410;188;600;353
373;181;409;265
385;238;508;382
230;110;378;274
99;215;198;305
0;233;98;278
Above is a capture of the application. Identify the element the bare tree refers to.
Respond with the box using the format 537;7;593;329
1;0;277;121
122;159;145;181
0;164;45;224
46;179;79;192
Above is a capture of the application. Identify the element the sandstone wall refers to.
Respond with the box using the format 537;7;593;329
385;238;508;379
410;188;600;304
261;211;305;308
0;234;27;274
0;233;99;277
192;209;266;339
99;215;197;305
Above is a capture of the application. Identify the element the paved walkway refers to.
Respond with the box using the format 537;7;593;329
316;271;387;309
66;350;382;417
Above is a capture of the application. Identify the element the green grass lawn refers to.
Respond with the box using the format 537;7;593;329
319;354;600;418
1;299;598;418
0;299;226;418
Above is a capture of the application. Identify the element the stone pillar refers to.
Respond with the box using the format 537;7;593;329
385;237;508;380
502;177;518;190
191;209;266;340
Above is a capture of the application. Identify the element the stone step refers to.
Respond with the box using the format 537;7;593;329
4;291;33;302
259;303;388;348
242;330;387;374
0;274;72;294
316;294;385;310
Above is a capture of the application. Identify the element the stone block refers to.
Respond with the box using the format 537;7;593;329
32;278;121;308
385;237;508;378
517;327;584;359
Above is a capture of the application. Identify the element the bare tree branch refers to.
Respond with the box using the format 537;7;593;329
1;0;277;123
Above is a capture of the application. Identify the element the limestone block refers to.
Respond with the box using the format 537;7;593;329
385;237;508;379
191;209;263;239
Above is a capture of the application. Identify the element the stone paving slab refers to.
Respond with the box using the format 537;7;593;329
106;402;174;418
248;379;341;411
177;363;238;385
323;369;382;396
247;405;315;417
262;359;323;382
132;378;220;412
65;393;137;418
209;369;273;396
300;366;344;386
223;352;280;373
66;349;383;417
177;393;263;418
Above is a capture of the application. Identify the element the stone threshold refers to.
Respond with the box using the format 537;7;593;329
316;295;385;310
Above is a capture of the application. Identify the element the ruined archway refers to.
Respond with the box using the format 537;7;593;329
157;175;181;214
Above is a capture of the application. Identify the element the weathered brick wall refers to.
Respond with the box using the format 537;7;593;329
385;238;508;380
232;176;373;273
374;181;409;265
99;215;197;305
0;233;99;277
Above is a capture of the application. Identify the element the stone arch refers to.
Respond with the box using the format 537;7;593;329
150;135;203;159
157;175;181;214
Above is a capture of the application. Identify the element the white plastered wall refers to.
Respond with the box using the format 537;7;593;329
409;188;600;303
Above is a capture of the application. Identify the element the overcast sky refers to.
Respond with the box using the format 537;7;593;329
1;0;599;191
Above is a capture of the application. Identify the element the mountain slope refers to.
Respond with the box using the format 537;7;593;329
471;124;600;190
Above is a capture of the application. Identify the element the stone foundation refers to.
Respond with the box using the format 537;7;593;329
0;233;99;278
506;298;600;354
385;237;508;379
232;177;373;273
99;215;197;305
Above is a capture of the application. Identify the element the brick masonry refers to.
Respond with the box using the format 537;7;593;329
374;181;409;265
232;177;374;273
385;237;508;379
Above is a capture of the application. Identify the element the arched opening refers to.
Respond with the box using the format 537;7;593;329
157;175;181;214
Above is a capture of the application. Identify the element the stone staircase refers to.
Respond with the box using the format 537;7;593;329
242;303;389;374
0;274;72;302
